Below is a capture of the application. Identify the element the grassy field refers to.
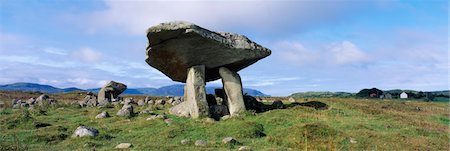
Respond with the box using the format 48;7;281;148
0;91;449;150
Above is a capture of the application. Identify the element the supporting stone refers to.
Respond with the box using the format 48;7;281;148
185;65;209;118
219;67;246;116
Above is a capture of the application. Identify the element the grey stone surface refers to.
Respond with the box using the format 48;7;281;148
219;67;246;116
145;21;271;82
97;81;126;103
115;143;132;149
117;104;133;117
137;99;145;106
272;100;284;109
222;137;238;145
95;111;110;119
72;126;99;137
185;65;209;118
169;101;191;117
194;140;207;147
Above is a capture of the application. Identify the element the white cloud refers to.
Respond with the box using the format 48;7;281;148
328;41;369;65
275;40;369;67
43;47;68;56
81;0;369;35
72;47;102;63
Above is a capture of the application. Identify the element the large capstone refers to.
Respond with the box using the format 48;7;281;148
145;21;271;82
98;81;127;103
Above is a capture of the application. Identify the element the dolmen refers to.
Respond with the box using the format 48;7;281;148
145;21;271;119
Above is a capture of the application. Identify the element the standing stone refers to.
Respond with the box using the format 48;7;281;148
219;67;246;116
185;65;209;118
97;81;127;103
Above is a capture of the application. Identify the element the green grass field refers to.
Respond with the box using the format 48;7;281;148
0;92;449;150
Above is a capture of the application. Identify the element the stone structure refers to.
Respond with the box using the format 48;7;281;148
97;81;127;104
146;21;271;119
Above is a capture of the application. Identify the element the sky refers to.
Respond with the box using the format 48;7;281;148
0;0;448;96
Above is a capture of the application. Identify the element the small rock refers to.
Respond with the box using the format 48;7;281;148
272;100;284;109
180;139;191;145
194;140;207;147
95;111;110;119
117;104;133;117
164;118;173;125
222;137;238;145
137;99;145;106
146;114;166;121
124;98;134;105
238;146;252;151
155;99;166;105
221;115;231;120
349;137;357;144
72;126;99;137
203;117;216;123
115;143;132;149
140;109;155;115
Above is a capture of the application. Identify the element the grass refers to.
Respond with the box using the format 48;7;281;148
0;92;449;150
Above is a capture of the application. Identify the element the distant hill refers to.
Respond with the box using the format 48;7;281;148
0;82;83;94
290;91;353;98
89;84;269;96
0;82;268;96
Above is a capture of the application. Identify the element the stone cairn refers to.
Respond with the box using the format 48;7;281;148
145;21;271;119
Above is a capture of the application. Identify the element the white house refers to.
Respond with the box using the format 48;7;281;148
400;92;408;99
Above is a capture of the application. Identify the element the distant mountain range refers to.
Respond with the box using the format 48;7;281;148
0;82;269;96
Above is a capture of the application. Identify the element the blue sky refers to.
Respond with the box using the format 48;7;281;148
0;0;448;96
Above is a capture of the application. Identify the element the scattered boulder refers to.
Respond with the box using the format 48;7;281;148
180;139;191;145
164;118;173;125
222;137;239;145
297;101;328;110
26;98;36;105
209;105;230;121
115;143;132;149
146;114;166;121
243;95;267;112
169;101;191;117
137;99;145;106
194;140;207;147
238;146;252;151
95;111;110;119
221;115;231;121
72;126;99;137
36;94;57;105
155;99;166;105
117;104;133;117
140;109;155;115
81;93;97;107
124;98;135;105
272;100;284;109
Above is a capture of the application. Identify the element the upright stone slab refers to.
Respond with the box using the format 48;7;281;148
185;65;209;118
219;67;246;116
